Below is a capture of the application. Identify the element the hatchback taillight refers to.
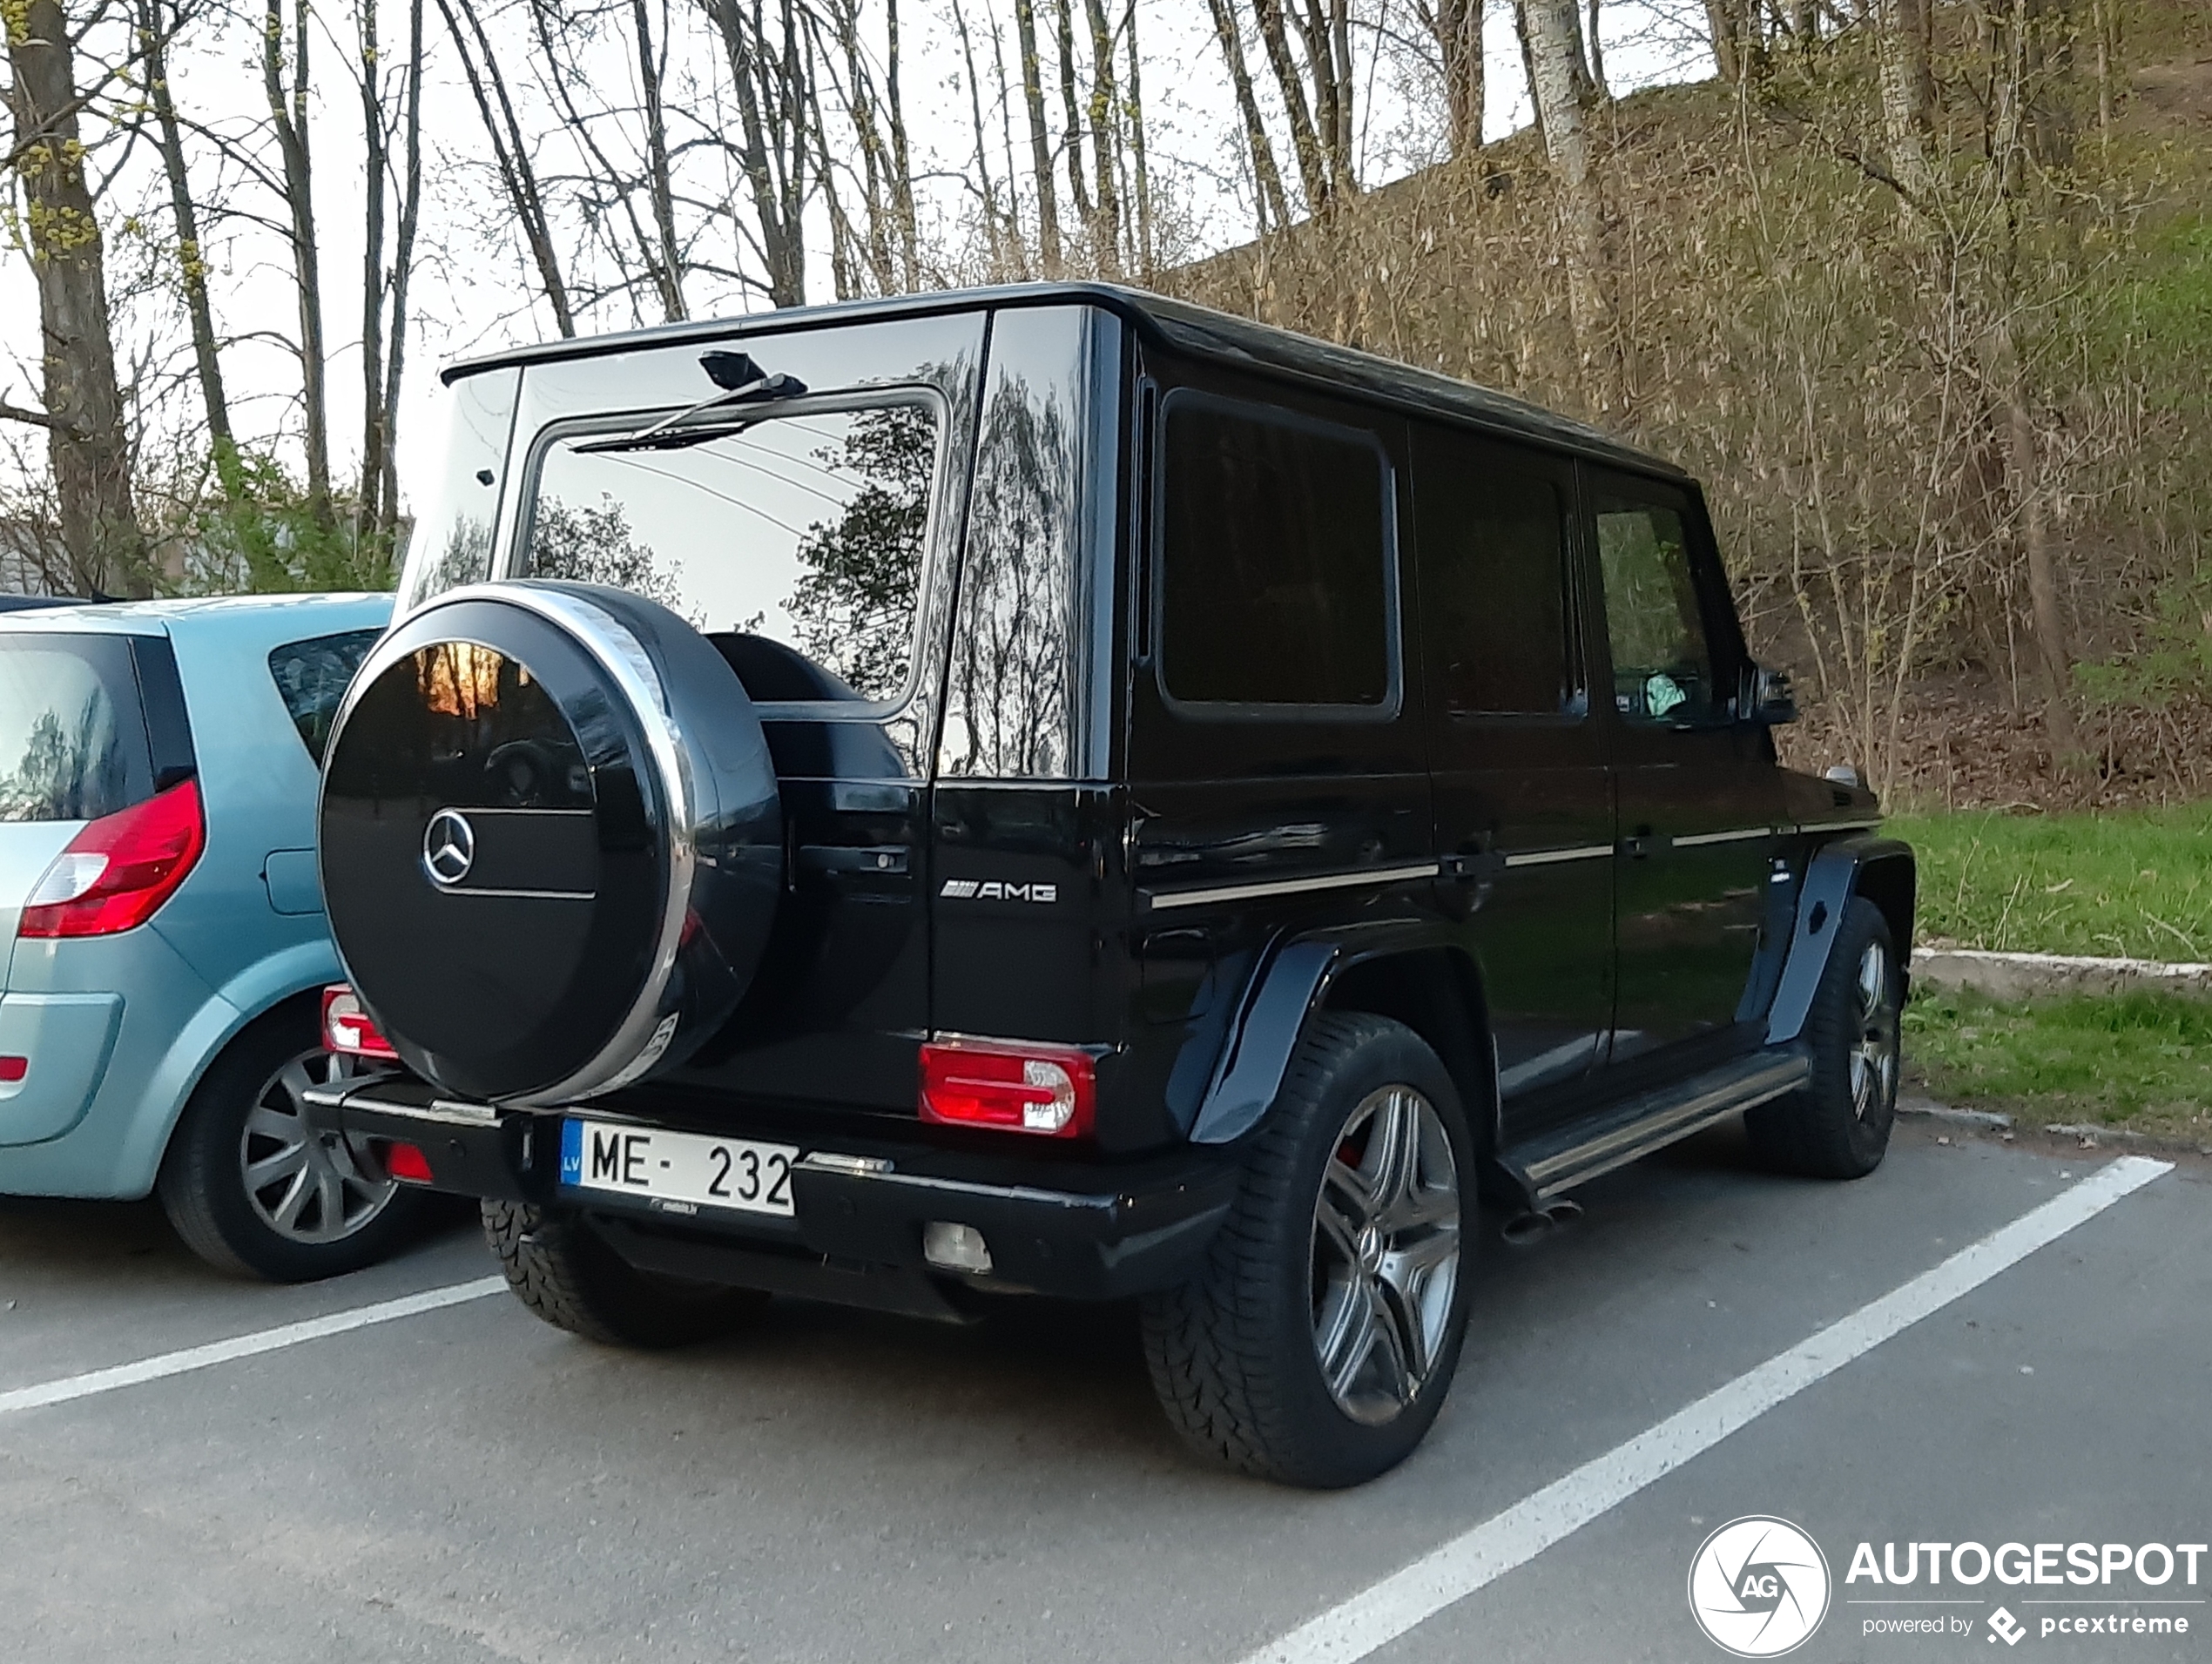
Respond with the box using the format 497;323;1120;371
919;1038;1095;1137
321;984;398;1060
18;778;206;938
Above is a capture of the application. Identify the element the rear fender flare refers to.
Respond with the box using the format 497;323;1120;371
1764;836;1917;1047
1188;923;1491;1147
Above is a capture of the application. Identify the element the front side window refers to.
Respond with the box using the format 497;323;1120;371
269;630;384;763
1595;495;1720;724
0;634;152;822
1158;394;1395;711
524;398;941;706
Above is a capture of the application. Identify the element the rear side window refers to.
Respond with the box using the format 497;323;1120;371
0;634;152;823
1158;394;1395;711
269;630;383;763
1413;433;1577;716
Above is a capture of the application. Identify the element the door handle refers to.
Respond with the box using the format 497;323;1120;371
1621;826;1656;859
796;844;910;876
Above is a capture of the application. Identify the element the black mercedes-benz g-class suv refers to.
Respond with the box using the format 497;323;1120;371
308;283;1912;1488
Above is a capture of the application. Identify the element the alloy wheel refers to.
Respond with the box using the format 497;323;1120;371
1849;940;1900;1121
238;1050;398;1243
1309;1084;1462;1426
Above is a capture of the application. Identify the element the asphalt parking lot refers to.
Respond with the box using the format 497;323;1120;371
4;1117;2206;1664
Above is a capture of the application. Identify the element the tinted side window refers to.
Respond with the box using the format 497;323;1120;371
1413;436;1575;715
1159;395;1393;710
0;634;153;823
269;630;384;763
1595;496;1720;724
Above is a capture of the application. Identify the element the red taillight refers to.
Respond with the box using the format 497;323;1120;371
380;1140;434;1182
919;1038;1095;1137
18;778;205;939
321;984;398;1060
0;1056;25;1083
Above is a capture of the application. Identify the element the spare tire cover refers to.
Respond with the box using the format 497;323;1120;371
319;580;782;1105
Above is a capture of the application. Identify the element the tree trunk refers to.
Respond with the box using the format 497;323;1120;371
141;0;239;503
1081;0;1123;275
1252;0;1332;211
949;0;1006;273
357;0;389;533
1587;0;1608;100
264;0;333;529
1513;0;1546;149
3;0;146;596
1123;1;1152;279
883;0;919;288
1049;0;1095;239
377;0;423;541
1874;0;1934;199
1524;0;1615;400
631;0;688;319
701;0;806;308
1014;0;1062;273
1426;0;1484;157
1205;0;1291;229
438;0;573;334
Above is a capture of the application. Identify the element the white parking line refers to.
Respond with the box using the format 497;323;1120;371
0;1275;508;1418
1239;1155;2174;1664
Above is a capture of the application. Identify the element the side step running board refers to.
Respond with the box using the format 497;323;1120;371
1498;1048;1811;1205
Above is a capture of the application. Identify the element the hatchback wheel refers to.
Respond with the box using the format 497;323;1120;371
159;1006;421;1281
1141;1013;1474;1488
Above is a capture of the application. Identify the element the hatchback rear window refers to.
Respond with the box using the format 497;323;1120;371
523;397;941;705
269;629;384;763
0;634;153;823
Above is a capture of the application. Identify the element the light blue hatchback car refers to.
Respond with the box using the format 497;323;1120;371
0;592;421;1279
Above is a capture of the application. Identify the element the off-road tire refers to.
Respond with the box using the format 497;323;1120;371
482;1202;768;1348
1746;896;1900;1179
158;1004;421;1282
1139;1013;1474;1489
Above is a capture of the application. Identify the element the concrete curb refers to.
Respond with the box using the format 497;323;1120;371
1913;947;2212;1000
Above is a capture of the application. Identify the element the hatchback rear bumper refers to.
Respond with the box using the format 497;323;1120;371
305;1072;1240;1310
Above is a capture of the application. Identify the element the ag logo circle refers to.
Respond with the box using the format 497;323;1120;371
421;808;476;887
1688;1516;1831;1657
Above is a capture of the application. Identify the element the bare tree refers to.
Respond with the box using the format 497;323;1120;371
1521;0;1614;398
1205;0;1290;230
1416;0;1484;158
261;0;334;529
3;0;148;595
1013;0;1062;273
698;0;809;308
437;0;576;333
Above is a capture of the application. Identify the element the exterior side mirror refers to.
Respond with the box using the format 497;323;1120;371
1739;663;1797;725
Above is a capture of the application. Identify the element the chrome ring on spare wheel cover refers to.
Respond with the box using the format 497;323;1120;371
1309;1084;1462;1425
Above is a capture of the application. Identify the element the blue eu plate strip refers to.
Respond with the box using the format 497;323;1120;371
558;1118;583;1187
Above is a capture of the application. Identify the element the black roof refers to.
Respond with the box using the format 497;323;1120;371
443;281;1684;480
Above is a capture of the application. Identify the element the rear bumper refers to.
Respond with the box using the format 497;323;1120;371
305;1073;1240;1308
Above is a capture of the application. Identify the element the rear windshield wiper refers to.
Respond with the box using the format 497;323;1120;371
574;351;809;455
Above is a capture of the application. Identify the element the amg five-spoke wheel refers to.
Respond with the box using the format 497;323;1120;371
1850;939;1900;1122
1746;895;1901;1180
1142;1013;1476;1488
1312;1086;1462;1425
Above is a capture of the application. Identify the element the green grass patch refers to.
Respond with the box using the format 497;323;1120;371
1888;803;2212;960
1905;987;2212;1141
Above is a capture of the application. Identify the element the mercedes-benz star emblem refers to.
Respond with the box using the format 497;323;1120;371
422;808;476;887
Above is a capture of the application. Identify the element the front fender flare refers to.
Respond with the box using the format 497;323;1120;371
1189;920;1466;1146
1764;835;1917;1047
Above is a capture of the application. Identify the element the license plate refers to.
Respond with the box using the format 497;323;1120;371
559;1118;798;1217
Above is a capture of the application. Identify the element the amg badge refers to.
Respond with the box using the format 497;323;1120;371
941;878;1057;904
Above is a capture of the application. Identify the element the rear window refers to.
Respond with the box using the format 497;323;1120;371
269;630;383;763
0;634;152;823
1158;394;1395;711
523;397;941;705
